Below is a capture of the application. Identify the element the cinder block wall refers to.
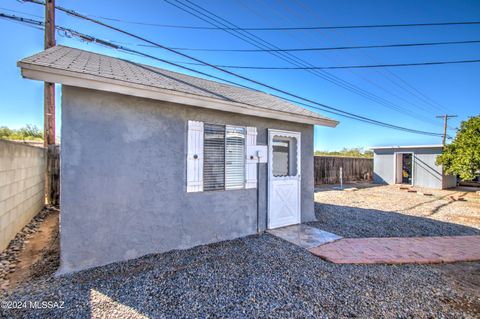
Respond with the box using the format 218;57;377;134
0;139;46;252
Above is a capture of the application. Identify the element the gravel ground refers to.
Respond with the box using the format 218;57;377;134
311;184;480;238
1;185;479;318
1;234;479;318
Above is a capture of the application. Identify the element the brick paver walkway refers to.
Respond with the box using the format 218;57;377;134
308;236;480;264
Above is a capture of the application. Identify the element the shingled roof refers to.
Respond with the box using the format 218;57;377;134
18;46;338;127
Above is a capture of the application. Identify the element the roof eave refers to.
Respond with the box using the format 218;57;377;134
18;61;339;128
370;144;444;150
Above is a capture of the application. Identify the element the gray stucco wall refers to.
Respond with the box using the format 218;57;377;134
373;147;456;189
59;86;315;273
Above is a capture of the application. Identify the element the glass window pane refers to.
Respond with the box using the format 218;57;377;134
225;126;246;189
203;124;225;191
272;137;297;177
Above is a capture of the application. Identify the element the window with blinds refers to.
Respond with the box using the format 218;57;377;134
203;124;246;191
225;126;246;189
203;124;226;191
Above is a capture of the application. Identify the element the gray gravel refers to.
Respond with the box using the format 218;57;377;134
2;185;479;318
311;184;480;238
311;202;480;238
1;234;479;318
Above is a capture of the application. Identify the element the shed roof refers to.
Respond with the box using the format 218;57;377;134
18;46;338;127
371;145;444;150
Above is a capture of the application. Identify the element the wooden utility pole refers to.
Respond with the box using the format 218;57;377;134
44;0;56;204
436;114;457;145
44;0;55;147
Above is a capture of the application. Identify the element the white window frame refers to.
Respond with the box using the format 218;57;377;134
187;121;257;193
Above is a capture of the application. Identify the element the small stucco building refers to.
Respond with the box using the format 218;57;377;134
372;145;457;189
18;46;338;273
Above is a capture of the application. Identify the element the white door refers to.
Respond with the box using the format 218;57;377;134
267;129;301;229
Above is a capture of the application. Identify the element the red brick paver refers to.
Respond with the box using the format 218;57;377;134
308;236;480;264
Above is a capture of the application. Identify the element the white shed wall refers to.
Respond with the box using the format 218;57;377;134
373;147;456;189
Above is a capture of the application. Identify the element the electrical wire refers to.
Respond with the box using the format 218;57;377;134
288;0;456;118
71;13;480;31
9;4;445;137
235;0;446;128
17;0;447;127
166;0;443;127
133;39;480;52
172;58;480;69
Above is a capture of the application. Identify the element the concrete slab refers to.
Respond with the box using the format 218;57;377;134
309;236;480;264
267;224;342;249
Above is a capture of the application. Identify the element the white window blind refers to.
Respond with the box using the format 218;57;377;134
203;123;225;191
188;121;251;192
225;126;246;189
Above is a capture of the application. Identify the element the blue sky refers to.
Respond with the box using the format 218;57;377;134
0;0;479;151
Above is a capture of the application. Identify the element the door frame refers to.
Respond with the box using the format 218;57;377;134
393;152;414;185
267;129;302;229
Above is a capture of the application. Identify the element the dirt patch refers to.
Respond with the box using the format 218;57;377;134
0;208;59;292
7;210;59;288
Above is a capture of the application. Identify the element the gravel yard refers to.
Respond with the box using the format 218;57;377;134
312;184;480;238
1;184;479;318
1;233;479;318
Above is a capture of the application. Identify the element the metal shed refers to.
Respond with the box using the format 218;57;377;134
371;145;457;189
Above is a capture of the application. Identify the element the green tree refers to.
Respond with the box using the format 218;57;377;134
0;124;43;141
18;124;43;139
314;147;373;158
436;115;480;180
0;126;14;139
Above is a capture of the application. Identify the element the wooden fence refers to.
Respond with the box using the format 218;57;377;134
314;156;373;185
47;145;60;206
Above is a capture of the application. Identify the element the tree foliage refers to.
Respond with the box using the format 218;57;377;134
436;115;480;181
0;124;43;141
314;147;373;158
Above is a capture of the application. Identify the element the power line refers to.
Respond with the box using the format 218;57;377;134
21;0;446;135
14;1;466;126
165;0;442;127
0;11;425;133
235;0;449;129
0;11;382;127
241;0;451;125
13;4;444;137
69;13;480;31
132;39;480;52
172;58;480;70
17;0;444;126
285;0;456;121
0;6;43;18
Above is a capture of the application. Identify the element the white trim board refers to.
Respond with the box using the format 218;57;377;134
372;145;443;150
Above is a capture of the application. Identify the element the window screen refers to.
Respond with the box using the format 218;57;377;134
203;124;225;191
225;126;246;189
